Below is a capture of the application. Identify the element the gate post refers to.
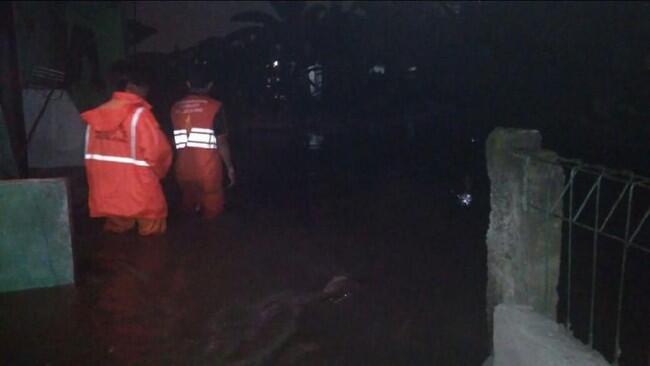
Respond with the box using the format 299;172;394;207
485;128;564;342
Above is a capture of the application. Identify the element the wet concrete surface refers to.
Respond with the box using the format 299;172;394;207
1;151;490;365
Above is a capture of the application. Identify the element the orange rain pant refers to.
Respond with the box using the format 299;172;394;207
175;150;225;220
104;216;167;236
178;180;224;219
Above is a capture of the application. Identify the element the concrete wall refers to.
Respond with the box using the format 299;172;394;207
493;304;609;366
22;89;85;168
485;128;609;365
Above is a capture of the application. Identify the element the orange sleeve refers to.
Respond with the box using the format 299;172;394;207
137;110;172;178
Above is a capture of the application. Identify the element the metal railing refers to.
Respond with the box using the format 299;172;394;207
515;152;650;365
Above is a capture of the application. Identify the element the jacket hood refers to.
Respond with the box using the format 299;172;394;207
81;92;151;132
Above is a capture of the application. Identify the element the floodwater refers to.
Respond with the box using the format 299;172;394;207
1;144;490;365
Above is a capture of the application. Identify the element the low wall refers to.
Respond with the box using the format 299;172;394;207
0;178;74;292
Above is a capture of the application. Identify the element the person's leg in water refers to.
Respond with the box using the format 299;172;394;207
201;189;225;219
179;181;202;215
199;159;225;219
104;216;136;233
137;218;167;236
104;216;166;235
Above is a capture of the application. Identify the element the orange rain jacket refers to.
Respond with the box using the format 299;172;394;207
81;92;172;219
171;95;224;197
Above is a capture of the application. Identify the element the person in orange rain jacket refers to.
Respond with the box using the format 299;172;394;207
171;59;235;219
81;61;172;235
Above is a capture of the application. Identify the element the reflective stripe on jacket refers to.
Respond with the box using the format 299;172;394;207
171;95;223;186
82;92;172;219
173;127;217;150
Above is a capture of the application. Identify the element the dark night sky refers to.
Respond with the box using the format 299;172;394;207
131;1;346;53
131;1;274;53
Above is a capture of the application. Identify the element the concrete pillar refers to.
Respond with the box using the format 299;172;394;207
485;128;564;341
521;149;564;318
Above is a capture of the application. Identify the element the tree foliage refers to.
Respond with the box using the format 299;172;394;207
222;1;649;142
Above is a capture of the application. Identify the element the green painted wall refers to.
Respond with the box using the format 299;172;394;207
0;178;74;292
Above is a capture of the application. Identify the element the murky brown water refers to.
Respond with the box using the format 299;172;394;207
1;159;490;365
